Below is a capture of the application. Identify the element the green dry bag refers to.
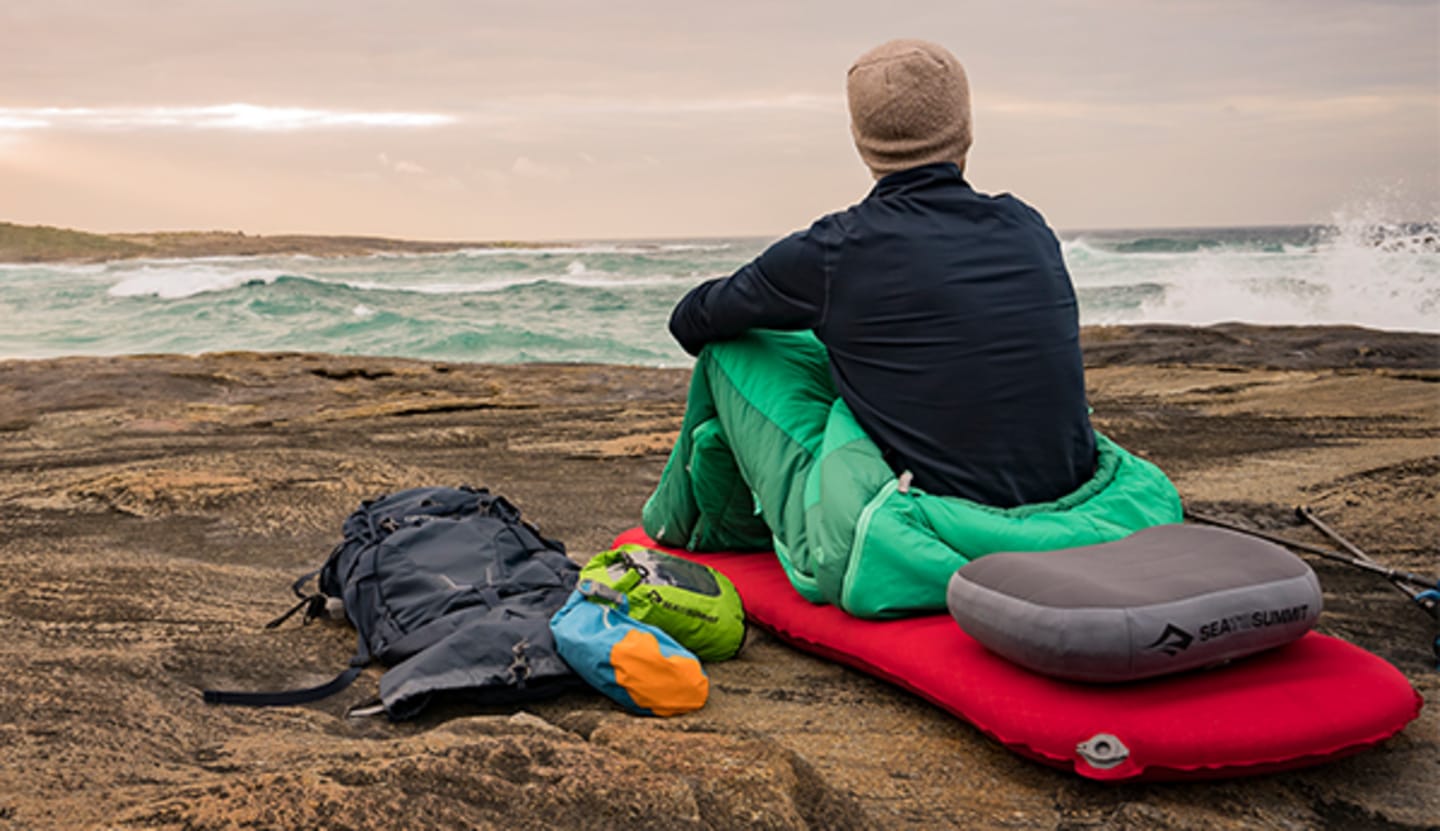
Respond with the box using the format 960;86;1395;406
579;544;746;662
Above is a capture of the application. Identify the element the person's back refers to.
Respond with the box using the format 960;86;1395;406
814;164;1093;506
668;39;1095;507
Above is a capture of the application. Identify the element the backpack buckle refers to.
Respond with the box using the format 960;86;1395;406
508;640;532;686
264;593;329;629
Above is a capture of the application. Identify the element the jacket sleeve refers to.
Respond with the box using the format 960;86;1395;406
668;222;831;356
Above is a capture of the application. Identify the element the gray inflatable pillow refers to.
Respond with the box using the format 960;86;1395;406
946;524;1322;682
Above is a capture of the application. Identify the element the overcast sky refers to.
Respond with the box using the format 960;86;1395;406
1;0;1436;240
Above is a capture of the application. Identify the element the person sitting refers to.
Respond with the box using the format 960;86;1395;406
667;38;1095;508
643;39;1179;618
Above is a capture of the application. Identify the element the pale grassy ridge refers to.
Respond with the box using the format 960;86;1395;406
0;221;534;263
0;222;148;262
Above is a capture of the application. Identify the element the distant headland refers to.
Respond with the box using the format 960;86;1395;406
0;221;539;263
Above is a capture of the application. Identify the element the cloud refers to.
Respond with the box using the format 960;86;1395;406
0;95;835;137
980;89;1436;126
378;153;428;175
0;104;458;132
0;115;49;130
480;93;840;120
585;93;840;115
1212;92;1436;122
511;156;570;182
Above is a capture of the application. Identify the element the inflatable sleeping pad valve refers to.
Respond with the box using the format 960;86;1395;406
1076;734;1129;771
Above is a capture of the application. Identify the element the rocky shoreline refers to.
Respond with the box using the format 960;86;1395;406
0;323;1436;829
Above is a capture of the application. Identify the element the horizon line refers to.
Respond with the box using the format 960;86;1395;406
7;218;1432;248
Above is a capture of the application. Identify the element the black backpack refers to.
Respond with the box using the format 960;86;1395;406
204;486;580;719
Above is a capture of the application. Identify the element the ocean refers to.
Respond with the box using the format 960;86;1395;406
2;220;1435;367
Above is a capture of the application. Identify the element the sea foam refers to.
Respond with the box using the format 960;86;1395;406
1065;216;1438;332
5;221;1435;365
107;264;294;299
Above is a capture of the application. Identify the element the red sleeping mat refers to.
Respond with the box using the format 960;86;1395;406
613;528;1423;782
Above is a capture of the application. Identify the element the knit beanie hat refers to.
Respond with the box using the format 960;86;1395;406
846;39;972;178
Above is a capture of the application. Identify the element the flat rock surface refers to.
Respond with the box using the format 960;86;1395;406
0;324;1436;830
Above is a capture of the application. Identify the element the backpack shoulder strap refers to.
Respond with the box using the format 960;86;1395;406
480;492;566;554
202;638;371;708
203;542;382;709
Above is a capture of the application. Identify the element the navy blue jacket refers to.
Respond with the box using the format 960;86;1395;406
669;163;1095;508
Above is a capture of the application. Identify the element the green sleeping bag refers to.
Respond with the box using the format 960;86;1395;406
643;330;1184;619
